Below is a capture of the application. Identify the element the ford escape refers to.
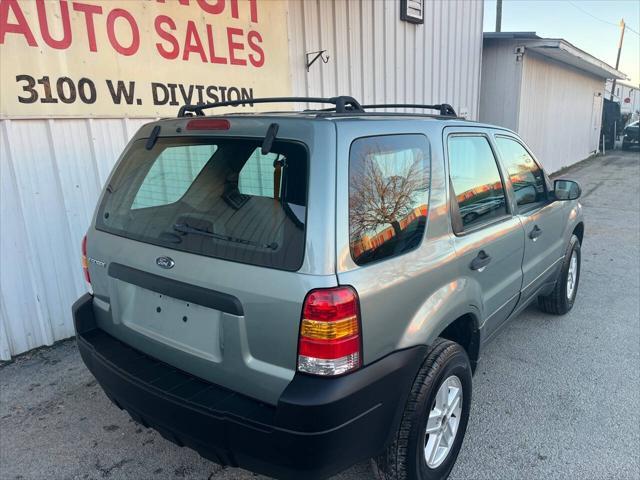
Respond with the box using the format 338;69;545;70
73;96;584;480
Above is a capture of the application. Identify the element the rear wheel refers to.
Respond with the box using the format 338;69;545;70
372;338;472;480
538;234;581;315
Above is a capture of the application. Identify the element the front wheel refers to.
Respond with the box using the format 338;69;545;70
373;339;472;480
538;234;581;315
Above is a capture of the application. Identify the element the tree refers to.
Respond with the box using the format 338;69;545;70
349;148;426;240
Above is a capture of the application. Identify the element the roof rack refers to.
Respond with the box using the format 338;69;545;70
315;103;457;117
361;103;457;116
177;96;364;117
177;96;457;118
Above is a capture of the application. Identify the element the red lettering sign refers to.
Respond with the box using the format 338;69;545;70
0;0;266;67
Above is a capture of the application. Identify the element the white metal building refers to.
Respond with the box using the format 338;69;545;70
0;0;484;360
480;32;625;173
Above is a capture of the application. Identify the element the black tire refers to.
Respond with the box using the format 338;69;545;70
372;338;472;480
537;234;581;315
622;142;629;150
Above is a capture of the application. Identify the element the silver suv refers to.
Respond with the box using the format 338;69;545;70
73;96;584;480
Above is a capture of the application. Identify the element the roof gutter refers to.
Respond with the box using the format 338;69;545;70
526;39;626;80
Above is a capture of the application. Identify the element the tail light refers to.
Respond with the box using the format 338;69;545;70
297;286;362;376
81;235;91;284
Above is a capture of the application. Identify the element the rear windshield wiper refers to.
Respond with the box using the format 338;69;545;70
173;223;278;250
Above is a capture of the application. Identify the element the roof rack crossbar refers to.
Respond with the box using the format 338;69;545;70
177;96;364;117
360;104;457;116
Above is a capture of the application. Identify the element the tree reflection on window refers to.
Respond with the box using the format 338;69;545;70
349;135;430;265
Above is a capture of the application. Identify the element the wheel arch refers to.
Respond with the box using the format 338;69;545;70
396;279;483;372
437;313;481;373
572;221;584;244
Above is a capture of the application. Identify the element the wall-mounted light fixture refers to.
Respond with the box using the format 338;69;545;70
400;0;424;24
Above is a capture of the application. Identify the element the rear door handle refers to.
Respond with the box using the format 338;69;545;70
529;225;543;241
470;250;492;272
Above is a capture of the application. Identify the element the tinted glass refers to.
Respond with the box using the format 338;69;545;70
448;136;507;230
97;137;307;271
349;135;430;265
495;136;547;209
238;148;281;197
132;144;216;209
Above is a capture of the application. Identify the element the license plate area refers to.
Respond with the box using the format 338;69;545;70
113;282;222;362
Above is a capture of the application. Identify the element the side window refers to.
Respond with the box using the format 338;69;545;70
238;148;283;197
132;144;216;209
448;135;508;230
349;134;430;266
494;136;547;210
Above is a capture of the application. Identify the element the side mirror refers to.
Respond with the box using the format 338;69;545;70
553;179;581;201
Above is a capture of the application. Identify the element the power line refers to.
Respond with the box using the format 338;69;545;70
567;1;617;26
626;25;640;36
566;1;640;35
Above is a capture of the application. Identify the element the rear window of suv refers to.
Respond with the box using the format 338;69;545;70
97;137;308;271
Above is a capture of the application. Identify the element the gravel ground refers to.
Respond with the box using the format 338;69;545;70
1;150;639;480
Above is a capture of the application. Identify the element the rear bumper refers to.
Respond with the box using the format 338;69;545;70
73;293;425;480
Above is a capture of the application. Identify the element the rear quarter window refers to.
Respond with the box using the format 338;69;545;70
348;134;431;266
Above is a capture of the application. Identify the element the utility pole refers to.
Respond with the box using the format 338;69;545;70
610;18;625;101
496;0;503;32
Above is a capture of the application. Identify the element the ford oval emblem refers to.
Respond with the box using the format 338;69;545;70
156;256;175;269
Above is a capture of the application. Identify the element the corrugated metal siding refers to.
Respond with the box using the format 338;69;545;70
287;0;484;119
518;51;605;173
0;118;151;359
0;1;484;359
479;39;523;131
479;41;607;173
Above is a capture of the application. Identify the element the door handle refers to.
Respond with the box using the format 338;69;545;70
470;250;492;272
529;225;543;241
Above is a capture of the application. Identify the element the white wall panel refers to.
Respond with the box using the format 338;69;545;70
1;122;52;357
0;117;151;359
288;0;484;118
479;39;523;131
480;40;607;173
0;0;483;359
519;52;605;173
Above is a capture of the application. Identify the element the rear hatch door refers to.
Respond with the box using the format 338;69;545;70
86;117;337;405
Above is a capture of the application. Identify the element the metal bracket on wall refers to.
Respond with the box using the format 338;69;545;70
305;50;329;72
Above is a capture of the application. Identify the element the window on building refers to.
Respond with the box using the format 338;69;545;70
349;134;430;265
495;136;547;210
448;135;508;230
